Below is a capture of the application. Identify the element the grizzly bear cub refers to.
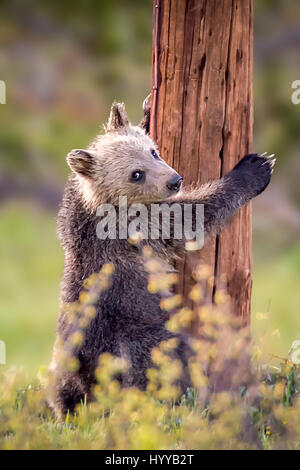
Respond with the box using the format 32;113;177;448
49;98;275;416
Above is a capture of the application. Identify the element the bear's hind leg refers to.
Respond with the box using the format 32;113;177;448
51;372;91;418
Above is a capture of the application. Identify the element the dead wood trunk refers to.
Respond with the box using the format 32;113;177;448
150;0;253;322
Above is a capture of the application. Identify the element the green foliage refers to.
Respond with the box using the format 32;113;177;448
0;0;299;450
0;203;62;374
0;340;300;449
252;243;300;358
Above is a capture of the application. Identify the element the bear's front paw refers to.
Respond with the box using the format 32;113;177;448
232;153;276;196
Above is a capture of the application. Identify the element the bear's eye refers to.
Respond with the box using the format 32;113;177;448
151;149;159;159
130;170;145;183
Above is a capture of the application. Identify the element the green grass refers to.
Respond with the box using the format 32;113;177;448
0;350;300;450
0;203;299;449
0;202;63;375
0;201;299;375
252;243;300;359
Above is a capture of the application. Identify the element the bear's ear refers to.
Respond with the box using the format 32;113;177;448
106;101;129;132
67;149;95;178
139;94;151;134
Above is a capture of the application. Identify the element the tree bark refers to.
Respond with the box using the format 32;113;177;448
150;0;253;322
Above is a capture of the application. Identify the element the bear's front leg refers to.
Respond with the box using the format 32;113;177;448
161;153;275;245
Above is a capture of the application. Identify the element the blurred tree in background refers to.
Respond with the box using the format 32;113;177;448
0;0;299;372
0;0;152;192
252;1;300;357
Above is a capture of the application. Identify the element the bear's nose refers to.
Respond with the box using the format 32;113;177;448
166;174;183;192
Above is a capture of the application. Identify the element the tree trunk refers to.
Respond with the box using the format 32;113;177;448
150;0;253;322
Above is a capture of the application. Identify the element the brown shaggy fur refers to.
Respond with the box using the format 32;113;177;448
49;100;274;417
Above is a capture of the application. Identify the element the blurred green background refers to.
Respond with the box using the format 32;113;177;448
0;0;299;375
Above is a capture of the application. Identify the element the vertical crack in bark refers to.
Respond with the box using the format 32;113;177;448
151;0;162;142
160;0;172;160
212;0;234;303
177;0;191;171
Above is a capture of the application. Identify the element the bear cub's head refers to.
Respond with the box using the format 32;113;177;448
67;101;182;208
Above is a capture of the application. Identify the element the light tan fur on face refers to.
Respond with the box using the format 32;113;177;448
69;103;180;210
